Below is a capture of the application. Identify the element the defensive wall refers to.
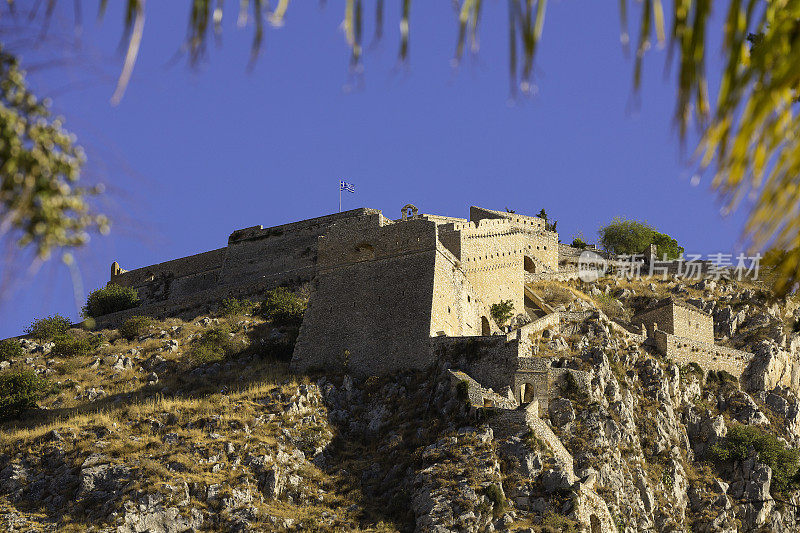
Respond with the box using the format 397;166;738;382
652;330;753;378
109;208;381;310
469;206;559;271
292;215;443;376
633;299;714;343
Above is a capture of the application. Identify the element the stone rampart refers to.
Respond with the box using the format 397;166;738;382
653;330;753;377
486;403;575;481
292;217;440;377
447;370;517;409
110;208;379;310
429;335;522;395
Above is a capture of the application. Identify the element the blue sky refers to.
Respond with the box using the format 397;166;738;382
0;1;747;338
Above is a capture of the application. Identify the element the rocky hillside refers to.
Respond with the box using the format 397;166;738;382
1;277;800;532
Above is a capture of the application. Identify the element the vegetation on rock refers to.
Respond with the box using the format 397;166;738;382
490;299;515;328
258;288;306;327
599;217;684;259
118;316;154;341
0;339;22;361
83;284;140;318
24;315;71;341
0;369;51;420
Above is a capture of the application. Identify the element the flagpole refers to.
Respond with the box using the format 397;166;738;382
338;181;341;212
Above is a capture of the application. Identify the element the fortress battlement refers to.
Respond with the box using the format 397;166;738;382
99;203;757;415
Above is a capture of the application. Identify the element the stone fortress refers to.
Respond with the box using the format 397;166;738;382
103;204;754;409
99;205;760;532
106;205;561;390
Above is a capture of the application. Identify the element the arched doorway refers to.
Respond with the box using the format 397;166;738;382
521;383;535;403
481;316;491;336
524;256;536;273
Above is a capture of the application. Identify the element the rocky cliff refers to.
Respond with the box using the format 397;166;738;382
1;276;800;532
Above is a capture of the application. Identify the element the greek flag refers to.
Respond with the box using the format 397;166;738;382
340;180;355;193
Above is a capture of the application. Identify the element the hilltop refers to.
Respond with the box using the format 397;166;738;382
1;274;800;532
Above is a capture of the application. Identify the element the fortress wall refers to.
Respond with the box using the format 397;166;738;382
671;304;714;343
469;206;546;230
219;209;381;285
429;335;522;395
653;330;753;377
430;244;490;337
456;219;525;316
291;218;439;377
110;247;228;305
419;214;469;226
226;208;381;243
436;226;462;259
519;231;559;270
109;209;380;308
111;248;227;289
633;301;713;343
633;305;675;337
468;206;558;270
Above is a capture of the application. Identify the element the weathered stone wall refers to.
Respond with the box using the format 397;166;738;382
110;208;379;308
292;217;440;377
653;330;753;377
429;335;522;395
438;218;526;319
634;300;713;343
110;248;228;303
671;304;714;343
633;304;675;338
469;206;558;271
430;244;493;337
447;369;517;409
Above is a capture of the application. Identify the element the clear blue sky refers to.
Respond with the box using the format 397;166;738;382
0;1;746;338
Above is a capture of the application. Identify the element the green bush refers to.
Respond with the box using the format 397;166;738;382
217;297;254;318
190;326;236;364
119;316;154;341
0;339;23;361
25;315;71;341
258;288;307;326
82;284;140;318
490;300;514;328
0;369;50;420
571;237;587;249
598;217;684;259
481;484;506;516
709;424;800;494
51;334;102;358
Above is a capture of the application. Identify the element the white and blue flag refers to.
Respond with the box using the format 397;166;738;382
340;180;355;193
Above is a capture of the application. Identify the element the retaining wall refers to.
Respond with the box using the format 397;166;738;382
653;330;753;377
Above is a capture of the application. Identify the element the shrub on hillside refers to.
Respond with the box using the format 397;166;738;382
709;424;800;494
217;297;254;318
25;315;71;341
0;339;23;361
0;369;50;420
119;316;154;341
51;333;102;358
190;326;237;364
258;288;306;326
83;284;140;318
571;237;587;249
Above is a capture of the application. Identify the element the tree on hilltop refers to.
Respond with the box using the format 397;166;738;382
599;218;683;260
